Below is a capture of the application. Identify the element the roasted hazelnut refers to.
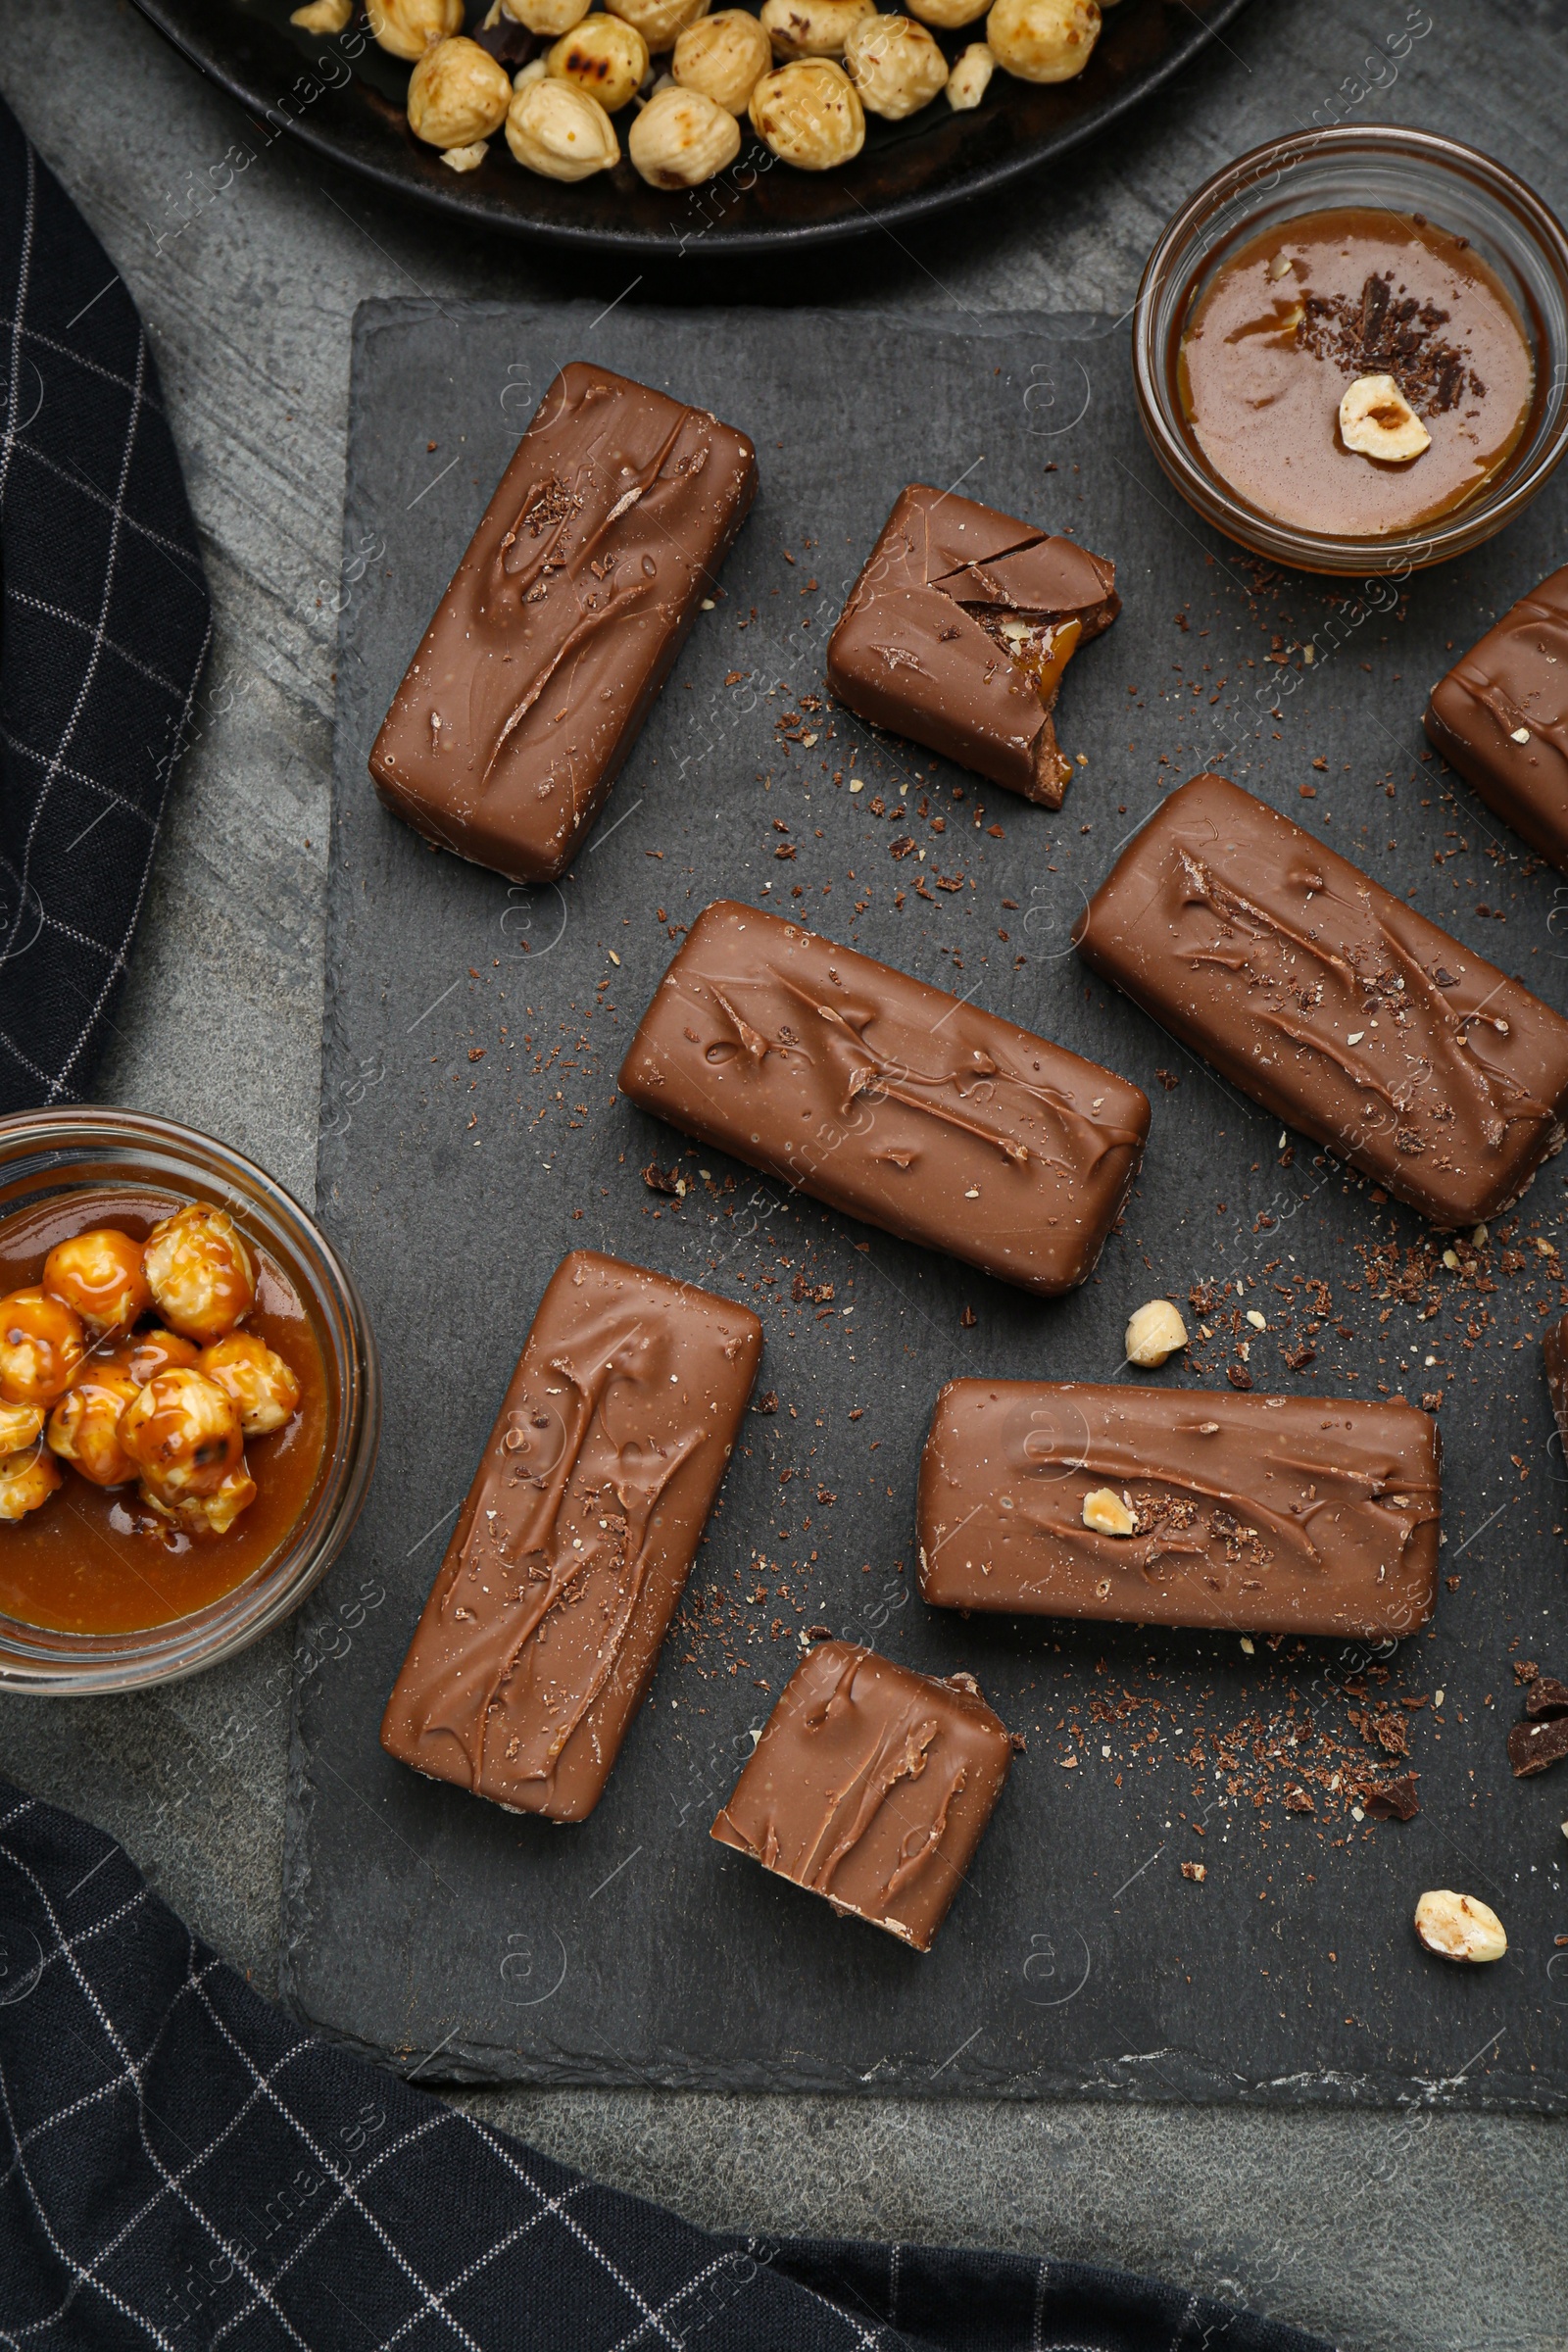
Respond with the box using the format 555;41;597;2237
0;1290;86;1407
760;0;875;58
549;16;650;111
408;35;514;146
944;39;994;103
986;0;1100;81
143;1204;256;1346
672;10;771;109
629;85;742;182
749;58;864;167
104;1328;202;1389
1124;1298;1189;1369
506;76;621;176
0;1402;44;1454
291;0;354;28
47;1370;142;1489
42;1228;151;1338
843;13;947;116
200;1334;303;1439
605;0;710;51
501;0;591;29
906;0;988;24
120;1368;244;1501
143;1464;258;1540
0;1446;60;1523
367;0;464;61
1414;1888;1507;1963
1340;373;1431;462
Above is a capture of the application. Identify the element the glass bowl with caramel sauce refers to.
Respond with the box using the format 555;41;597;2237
1133;127;1568;575
0;1109;379;1692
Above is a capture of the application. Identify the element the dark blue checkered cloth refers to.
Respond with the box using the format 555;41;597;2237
0;1781;1331;2351
0;90;210;1111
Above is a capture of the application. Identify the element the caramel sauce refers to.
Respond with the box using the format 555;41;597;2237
0;1188;327;1635
1179;208;1534;536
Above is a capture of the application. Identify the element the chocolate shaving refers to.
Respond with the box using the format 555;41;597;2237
1297;271;1481;416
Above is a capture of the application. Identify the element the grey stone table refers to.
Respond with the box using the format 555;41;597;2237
1;2;1563;2342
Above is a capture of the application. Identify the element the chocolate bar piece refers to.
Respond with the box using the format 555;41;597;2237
916;1380;1442;1638
369;365;757;886
710;1640;1012;1951
826;485;1118;808
1074;772;1568;1228
1425;567;1568;871
1544;1313;1568;1463
1508;1715;1568;1777
380;1250;760;1822
618;901;1148;1296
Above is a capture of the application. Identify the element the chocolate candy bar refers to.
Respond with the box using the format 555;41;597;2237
826;485;1118;808
618;901;1149;1295
1544;1312;1568;1460
380;1250;760;1822
1074;771;1568;1228
916;1380;1442;1639
1425;567;1568;871
710;1640;1012;1951
369;365;757;886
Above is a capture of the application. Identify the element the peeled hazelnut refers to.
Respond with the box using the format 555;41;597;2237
1414;1888;1507;1963
47;1370;142;1489
1125;1298;1189;1369
629;85;741;183
506;75;621;175
605;0;710;51
0;1403;43;1454
42;1228;151;1337
104;1328;202;1389
673;10;772;110
1340;373;1431;462
143;1204;256;1346
749;58;864;168
408;35;514;146
945;40;994;103
550;16;650;111
120;1368;244;1502
0;1290;86;1407
143;1463;258;1540
986;0;1100;81
1083;1487;1136;1538
843;14;946;116
906;0;989;25
200;1334;304;1439
502;0;591;29
0;1446;61;1523
760;0;875;58
291;0;354;28
366;0;463;61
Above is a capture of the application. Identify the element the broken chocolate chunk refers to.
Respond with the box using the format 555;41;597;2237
1360;1773;1420;1821
1508;1715;1568;1778
1525;1675;1568;1721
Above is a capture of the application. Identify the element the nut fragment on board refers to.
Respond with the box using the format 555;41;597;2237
843;15;948;116
549;14;650;109
1082;1487;1135;1537
673;9;772;108
290;0;353;29
506;75;621;174
629;84;742;182
749;58;864;167
1340;374;1432;462
985;0;1101;81
945;41;994;104
408;36;514;146
1413;1888;1507;1963
760;0;877;59
367;0;464;60
1124;1297;1188;1368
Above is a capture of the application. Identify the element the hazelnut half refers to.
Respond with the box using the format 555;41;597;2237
986;0;1100;81
1340;373;1431;462
672;9;772;110
1082;1487;1135;1537
1413;1888;1506;1963
629;84;742;183
1124;1298;1189;1369
945;40;994;103
749;57;864;168
843;14;947;117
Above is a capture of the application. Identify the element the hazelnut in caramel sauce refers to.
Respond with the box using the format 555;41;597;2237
1178;208;1534;537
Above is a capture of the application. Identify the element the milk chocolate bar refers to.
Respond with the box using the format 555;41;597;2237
826;485;1118;808
1074;772;1568;1228
618;900;1149;1296
380;1250;760;1822
1544;1313;1568;1460
710;1640;1012;1951
369;365;757;886
1425;566;1568;871
917;1380;1442;1639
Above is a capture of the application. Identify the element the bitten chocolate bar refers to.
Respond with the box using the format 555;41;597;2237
826;485;1118;808
710;1640;1013;1951
618;900;1149;1296
1425;566;1568;871
380;1250;760;1822
1074;771;1568;1228
369;365;757;886
917;1380;1442;1639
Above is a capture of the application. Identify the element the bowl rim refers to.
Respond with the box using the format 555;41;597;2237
0;1106;381;1695
1131;122;1568;577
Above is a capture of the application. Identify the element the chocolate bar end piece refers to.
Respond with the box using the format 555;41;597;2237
1508;1714;1568;1778
710;1640;1012;1951
369;364;757;886
827;484;1117;808
1425;566;1568;872
381;1250;761;1823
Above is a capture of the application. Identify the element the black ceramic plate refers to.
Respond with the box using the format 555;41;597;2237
130;0;1252;257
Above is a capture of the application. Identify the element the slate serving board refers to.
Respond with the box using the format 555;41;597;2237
282;299;1568;2109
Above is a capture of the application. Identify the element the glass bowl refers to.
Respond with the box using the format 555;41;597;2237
1132;126;1568;576
0;1108;379;1693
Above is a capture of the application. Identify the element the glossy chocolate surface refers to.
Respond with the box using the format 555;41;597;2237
1074;771;1568;1227
825;485;1118;808
710;1639;1012;1951
380;1250;760;1822
1544;1310;1568;1463
368;365;756;885
917;1379;1442;1639
619;900;1149;1295
1426;566;1568;872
